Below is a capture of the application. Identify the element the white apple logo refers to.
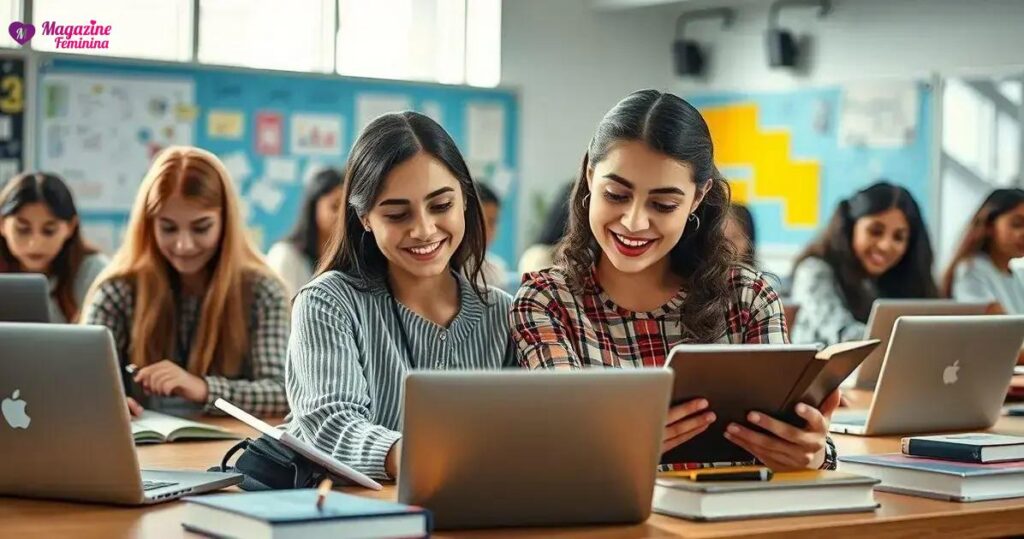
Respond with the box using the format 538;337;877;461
2;389;31;429
943;360;960;385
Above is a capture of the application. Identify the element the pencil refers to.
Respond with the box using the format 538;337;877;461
316;478;333;510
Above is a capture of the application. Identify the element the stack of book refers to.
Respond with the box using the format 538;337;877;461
840;433;1024;502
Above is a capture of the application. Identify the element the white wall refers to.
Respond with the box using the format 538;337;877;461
669;0;1024;93
501;0;676;251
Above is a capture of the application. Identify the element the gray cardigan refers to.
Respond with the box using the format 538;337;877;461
284;270;515;480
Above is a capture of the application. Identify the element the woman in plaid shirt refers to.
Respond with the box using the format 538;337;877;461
511;90;838;471
81;146;290;417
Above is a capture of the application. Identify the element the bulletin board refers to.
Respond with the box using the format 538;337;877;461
35;57;520;268
686;81;933;249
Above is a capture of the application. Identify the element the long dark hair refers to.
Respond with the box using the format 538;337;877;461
318;111;488;298
729;203;757;264
795;181;938;322
557;89;736;343
941;188;1024;297
537;182;573;245
285;167;343;266
0;172;98;321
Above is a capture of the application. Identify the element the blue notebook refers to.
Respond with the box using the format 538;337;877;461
182;489;431;539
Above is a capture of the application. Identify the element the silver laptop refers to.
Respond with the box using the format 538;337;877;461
0;323;241;505
398;370;671;529
831;315;1024;436
0;274;51;322
854;299;988;389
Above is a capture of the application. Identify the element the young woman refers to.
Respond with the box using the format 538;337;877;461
791;182;938;345
81;146;290;417
724;203;756;266
943;188;1024;313
284;112;514;481
267;167;344;296
0;172;108;323
510;89;836;472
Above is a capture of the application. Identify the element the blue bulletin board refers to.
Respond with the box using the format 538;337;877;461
686;82;933;249
35;56;520;268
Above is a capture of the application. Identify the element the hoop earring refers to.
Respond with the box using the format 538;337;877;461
582;193;591;207
688;212;701;232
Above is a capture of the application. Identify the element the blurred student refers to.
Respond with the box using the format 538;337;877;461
267;167;344;296
0;172;107;322
285;112;514;481
790;182;938;346
724;203;756;266
82;146;290;417
475;181;509;288
517;182;573;274
943;188;1024;314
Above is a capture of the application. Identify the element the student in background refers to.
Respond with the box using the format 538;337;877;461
943;188;1024;313
475;181;509;288
267;167;344;297
0;172;108;322
517;182;573;274
790;182;938;346
511;90;836;472
285;112;514;481
81;146;290;417
724;203;756;266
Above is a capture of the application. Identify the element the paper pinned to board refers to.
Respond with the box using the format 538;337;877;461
264;156;299;184
466;102;505;163
81;221;118;254
420;100;443;125
248;180;284;214
356;93;412;134
221;151;252;186
207;109;245;140
490;165;514;198
839;81;919;148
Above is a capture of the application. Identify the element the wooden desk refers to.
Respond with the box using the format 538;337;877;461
5;404;1024;538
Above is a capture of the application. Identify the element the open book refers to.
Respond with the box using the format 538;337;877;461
131;410;241;444
662;340;880;464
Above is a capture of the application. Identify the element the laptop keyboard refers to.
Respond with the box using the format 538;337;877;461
142;480;179;491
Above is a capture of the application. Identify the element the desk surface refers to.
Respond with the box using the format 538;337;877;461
5;393;1024;538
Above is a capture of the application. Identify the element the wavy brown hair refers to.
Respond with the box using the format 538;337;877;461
557;89;737;343
0;172;99;322
941;188;1024;297
795;181;938;322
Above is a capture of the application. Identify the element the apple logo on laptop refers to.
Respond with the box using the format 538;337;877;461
2;389;31;429
943;360;960;385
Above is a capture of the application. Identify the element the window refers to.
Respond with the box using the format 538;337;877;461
32;0;192;62
336;0;502;87
199;0;336;73
0;0;22;48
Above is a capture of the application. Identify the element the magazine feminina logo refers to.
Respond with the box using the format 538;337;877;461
41;19;111;49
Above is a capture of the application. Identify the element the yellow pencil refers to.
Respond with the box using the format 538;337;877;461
315;478;333;510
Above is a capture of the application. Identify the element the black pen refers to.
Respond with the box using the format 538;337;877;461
688;468;773;482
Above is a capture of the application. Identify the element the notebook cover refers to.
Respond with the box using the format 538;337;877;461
656;470;879;493
183;489;430;526
840;453;1024;477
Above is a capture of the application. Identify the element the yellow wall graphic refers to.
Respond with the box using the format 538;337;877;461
702;103;821;228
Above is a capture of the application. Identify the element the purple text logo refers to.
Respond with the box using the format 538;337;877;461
41;19;111;49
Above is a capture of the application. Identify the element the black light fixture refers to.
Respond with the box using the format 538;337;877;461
673;8;735;78
766;0;830;69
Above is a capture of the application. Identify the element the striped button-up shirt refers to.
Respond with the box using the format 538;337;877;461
284;270;515;480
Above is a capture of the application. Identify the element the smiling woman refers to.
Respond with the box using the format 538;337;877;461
283;111;515;482
510;89;838;473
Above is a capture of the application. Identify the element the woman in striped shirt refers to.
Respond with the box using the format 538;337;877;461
81;146;291;417
511;90;837;471
284;112;514;481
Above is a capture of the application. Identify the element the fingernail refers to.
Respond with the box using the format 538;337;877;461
727;424;739;434
749;412;761;423
698;399;708;409
797;404;808;414
706;413;716;423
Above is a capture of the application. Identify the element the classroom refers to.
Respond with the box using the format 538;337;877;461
3;0;1024;537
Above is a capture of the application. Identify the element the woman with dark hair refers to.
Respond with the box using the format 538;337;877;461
0;172;107;322
285;112;514;481
791;181;938;346
943;189;1024;313
511;90;836;472
267;167;344;296
725;203;756;265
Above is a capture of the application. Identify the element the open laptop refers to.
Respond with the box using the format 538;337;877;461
0;323;241;504
398;370;672;529
0;274;51;322
853;299;988;389
831;315;1024;436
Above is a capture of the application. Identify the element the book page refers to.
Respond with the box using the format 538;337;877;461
131;410;230;440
